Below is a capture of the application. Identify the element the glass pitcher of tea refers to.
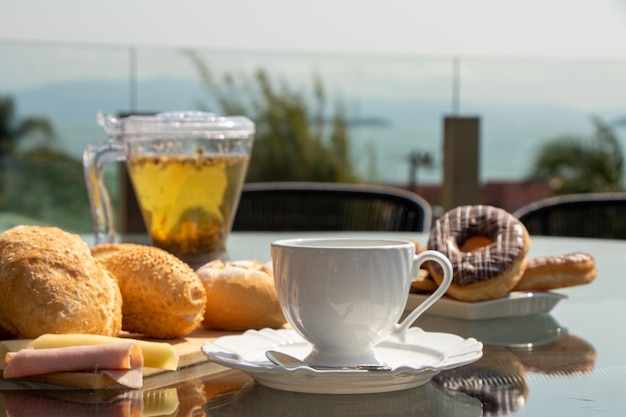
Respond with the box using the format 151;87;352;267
84;111;254;269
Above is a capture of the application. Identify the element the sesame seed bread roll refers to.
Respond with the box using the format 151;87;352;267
92;243;207;339
0;226;122;338
197;259;287;331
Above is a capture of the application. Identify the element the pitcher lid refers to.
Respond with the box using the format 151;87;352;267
98;111;255;136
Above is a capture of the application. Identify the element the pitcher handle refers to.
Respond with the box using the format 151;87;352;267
83;140;126;245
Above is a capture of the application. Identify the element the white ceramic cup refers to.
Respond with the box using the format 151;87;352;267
270;238;453;367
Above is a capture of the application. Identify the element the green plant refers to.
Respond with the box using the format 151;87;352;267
0;95;55;157
0;95;92;232
185;51;360;183
1;149;92;232
525;117;624;194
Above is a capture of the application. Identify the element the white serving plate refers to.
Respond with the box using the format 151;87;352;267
416;312;567;348
406;291;567;320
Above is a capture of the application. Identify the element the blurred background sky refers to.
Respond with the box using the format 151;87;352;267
1;0;626;59
2;0;626;187
1;0;626;229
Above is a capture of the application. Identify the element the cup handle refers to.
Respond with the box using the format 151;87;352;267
83;140;126;245
390;250;453;342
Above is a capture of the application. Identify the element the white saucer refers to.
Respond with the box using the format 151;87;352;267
201;328;483;394
406;291;567;320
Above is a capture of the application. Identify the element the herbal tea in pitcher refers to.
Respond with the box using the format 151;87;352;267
84;111;254;269
127;153;250;260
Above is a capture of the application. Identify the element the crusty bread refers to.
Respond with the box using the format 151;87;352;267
197;260;287;331
0;225;122;338
92;243;207;339
514;253;597;291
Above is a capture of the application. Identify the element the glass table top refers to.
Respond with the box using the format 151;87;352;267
1;232;625;416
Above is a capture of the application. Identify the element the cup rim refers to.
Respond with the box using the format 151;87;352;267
271;238;416;249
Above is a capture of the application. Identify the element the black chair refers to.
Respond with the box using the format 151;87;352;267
232;182;432;232
513;192;626;239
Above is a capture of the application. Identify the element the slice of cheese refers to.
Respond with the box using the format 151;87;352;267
1;334;178;370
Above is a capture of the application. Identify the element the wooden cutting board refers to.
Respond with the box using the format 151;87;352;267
0;328;242;390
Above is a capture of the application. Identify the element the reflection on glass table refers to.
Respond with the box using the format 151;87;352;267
416;312;596;416
205;380;482;417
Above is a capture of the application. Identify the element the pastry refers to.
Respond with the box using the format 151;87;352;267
427;205;530;301
514;253;597;291
92;243;206;339
197;260;286;331
0;226;122;338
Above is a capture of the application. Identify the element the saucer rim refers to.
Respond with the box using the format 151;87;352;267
201;327;483;394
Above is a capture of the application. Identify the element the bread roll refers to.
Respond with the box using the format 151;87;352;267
514;253;597;291
92;243;206;339
197;260;287;331
0;225;122;338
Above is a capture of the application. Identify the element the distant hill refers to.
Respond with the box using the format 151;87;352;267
345;116;390;127
11;77;594;128
13;78;202;121
6;77;618;182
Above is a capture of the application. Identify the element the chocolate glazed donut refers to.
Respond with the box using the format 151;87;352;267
427;205;530;302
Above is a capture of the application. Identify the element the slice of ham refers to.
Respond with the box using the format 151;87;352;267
3;342;144;389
